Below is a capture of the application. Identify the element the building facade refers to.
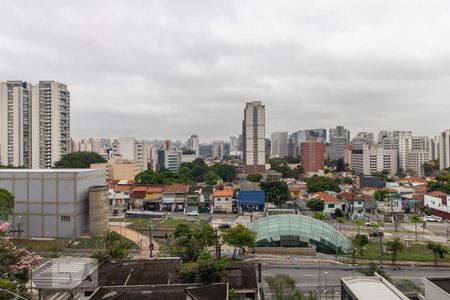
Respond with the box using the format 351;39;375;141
186;134;200;158
270;132;288;158
0;81;70;168
406;150;430;177
1;169;106;238
243;101;266;174
329;126;350;160
300;141;325;175
351;144;398;176
212;140;225;160
439;129;450;170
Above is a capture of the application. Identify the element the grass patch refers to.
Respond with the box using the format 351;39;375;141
125;217;204;232
346;241;450;262
67;235;139;249
11;238;65;252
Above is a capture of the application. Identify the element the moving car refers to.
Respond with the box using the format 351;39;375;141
369;230;384;237
218;224;231;230
365;221;378;226
186;210;199;216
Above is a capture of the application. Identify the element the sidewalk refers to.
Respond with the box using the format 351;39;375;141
108;224;160;258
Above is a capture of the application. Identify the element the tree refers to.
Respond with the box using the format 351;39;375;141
294;165;305;181
172;224;216;262
334;208;343;218
179;251;227;284
386;238;404;264
354;234;369;255
178;166;193;181
313;212;326;220
209;163;237;182
423;161;439;177
266;273;304;300
336;217;345;232
53;151;106;168
204;171;221;185
343;177;353;184
135;169;190;185
410;214;421;242
260;180;291;206
427;242;448;266
221;224;256;258
268;158;296;178
91;231;134;262
373;190;389;201
247;173;263;182
0;189;14;221
306;176;341;193
306;199;324;212
353;220;364;235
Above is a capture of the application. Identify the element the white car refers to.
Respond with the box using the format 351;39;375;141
186;211;199;216
365;221;377;226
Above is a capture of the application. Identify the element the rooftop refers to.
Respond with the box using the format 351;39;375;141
89;283;228;300
0;169;101;173
426;277;450;295
341;276;409;300
312;192;343;203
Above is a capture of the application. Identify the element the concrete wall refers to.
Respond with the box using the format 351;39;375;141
1;169;105;238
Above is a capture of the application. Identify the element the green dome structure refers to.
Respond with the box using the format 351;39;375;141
248;214;356;254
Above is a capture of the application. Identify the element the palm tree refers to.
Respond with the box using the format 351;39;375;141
427;242;449;266
410;214;421;242
336;217;345;232
353;220;364;235
386;238;404;264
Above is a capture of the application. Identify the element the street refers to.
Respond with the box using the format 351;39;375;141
260;262;450;288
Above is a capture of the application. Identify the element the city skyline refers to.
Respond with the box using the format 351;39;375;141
1;1;450;141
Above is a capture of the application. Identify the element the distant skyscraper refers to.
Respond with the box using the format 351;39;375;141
377;131;393;144
212;141;224;160
0;80;70;168
270;132;288;158
230;136;240;152
186;134;200;158
329;126;350;160
393;131;412;171
407;150;429;177
352;132;374;146
439;129;450;170
291;129;326;155
301;141;325;174
116;137;148;171
351;144;398;176
243;101;266;174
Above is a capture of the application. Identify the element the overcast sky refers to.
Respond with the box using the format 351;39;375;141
1;1;450;143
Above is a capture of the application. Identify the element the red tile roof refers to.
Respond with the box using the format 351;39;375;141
312;192;343;203
428;191;448;197
213;187;234;197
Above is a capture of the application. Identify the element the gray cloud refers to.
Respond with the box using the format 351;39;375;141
1;0;449;142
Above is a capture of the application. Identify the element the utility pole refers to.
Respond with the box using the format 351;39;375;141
149;225;153;258
379;234;384;272
215;229;221;260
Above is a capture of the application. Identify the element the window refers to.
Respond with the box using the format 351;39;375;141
328;204;335;208
61;216;71;222
225;198;229;201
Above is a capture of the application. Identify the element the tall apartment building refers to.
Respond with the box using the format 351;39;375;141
230;136;240;152
352;132;374;146
329;126;350;160
212;140;225;160
382;131;412;172
300;141;325;175
186;134;200;158
243;101;266;174
351;144;398;176
439;129;450;170
114;137;148;171
270;132;288;158
157;149;182;172
377;131;393;144
406;150;429;177
0;81;70;168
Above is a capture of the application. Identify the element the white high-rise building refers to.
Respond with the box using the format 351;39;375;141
407;150;430;177
439;129;450;170
243;101;266;174
351;144;398;176
116;137;148;171
186;134;200;158
393;131;412;172
0;81;70;168
270;132;288;158
212;141;225;160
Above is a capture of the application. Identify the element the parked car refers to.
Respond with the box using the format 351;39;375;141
218;224;231;230
432;215;443;222
369;230;384;237
186;210;199;216
365;221;378;226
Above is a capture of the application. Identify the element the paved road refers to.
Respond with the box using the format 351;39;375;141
260;262;450;288
108;225;160;258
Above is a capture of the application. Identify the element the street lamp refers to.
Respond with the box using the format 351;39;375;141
324;271;328;300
